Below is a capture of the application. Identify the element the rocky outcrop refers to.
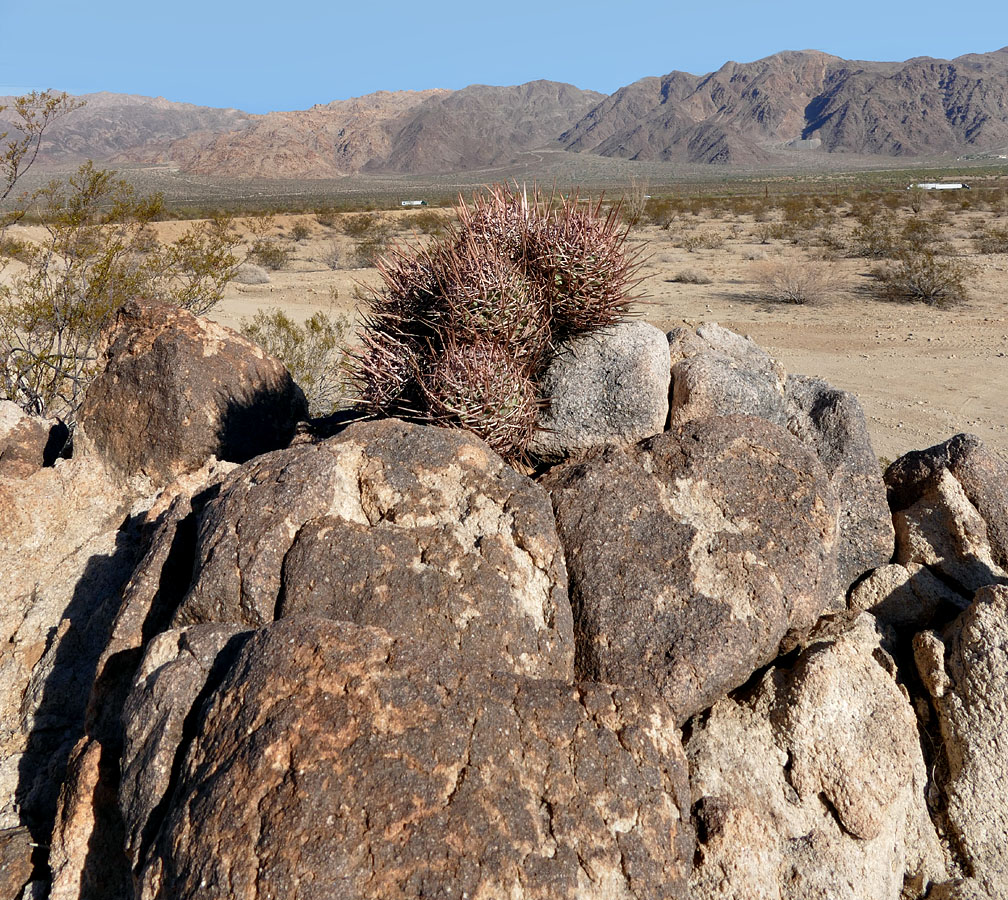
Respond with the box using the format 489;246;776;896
119;625;250;874
175;418;574;680
667;322;791;426
14;300;1008;900
0;455;135;841
76;299;306;490
687;613;946;899
46;461;237;900
668;323;893;594
0;401;67;479
893;469;1008;596
786;374;895;591
545;413;839;723
915;585;1008;897
531;321;671;461
0;825;34;900
130;617;693;900
887;434;1008;594
848;562;964;632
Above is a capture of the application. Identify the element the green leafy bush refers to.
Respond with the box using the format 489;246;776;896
1;161;241;420
241;308;350;416
248;239;290;270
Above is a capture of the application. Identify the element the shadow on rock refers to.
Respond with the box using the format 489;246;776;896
15;515;145;872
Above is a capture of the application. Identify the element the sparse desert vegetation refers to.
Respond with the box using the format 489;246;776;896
3;147;1008;458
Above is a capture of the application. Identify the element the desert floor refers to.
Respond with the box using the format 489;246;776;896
199;204;1007;465
8;200;1004;464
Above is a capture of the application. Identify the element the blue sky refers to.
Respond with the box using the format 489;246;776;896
2;0;1007;112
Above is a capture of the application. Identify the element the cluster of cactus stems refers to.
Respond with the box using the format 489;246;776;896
353;184;644;460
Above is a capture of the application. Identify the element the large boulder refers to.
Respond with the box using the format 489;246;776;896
687;614;946;899
887;435;1008;597
530;321;670;461
544;414;840;723
173;418;574;681
886;434;1008;571
667;322;790;427
76;299;307;490
914;585;1008;898
130;616;693;900
668;324;893;595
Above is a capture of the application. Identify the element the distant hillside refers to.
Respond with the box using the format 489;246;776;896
561;48;1008;164
0;92;253;165
5;47;1008;176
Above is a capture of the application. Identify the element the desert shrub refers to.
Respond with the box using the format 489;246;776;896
354;184;643;460
622;177;649;227
321;240;341;270
231;262;270;285
290;219;312;242
873;249;972;307
644;197;678;229
0;236;30;262
679;230;725;252
670;268;712;284
900;216;944;251
0;161;242;421
851;212;900;258
354;234;390;268
314;208;339;229
248;239;290;270
341;213;383;239
973;225;1008;254
753;259;835;304
410;209;450;235
241;308;351;416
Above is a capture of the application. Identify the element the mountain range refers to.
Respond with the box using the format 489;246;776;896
4;47;1008;177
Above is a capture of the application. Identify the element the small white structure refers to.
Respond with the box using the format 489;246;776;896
908;182;971;190
400;199;428;207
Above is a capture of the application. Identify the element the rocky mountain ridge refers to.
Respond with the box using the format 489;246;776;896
4;47;1008;175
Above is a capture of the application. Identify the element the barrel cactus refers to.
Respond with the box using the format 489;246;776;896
354;184;643;460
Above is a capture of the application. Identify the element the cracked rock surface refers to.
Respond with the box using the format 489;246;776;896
668;324;893;594
544;413;839;722
687;613;946;900
886;433;1008;575
132;616;693;900
914;585;1008;898
174;418;574;680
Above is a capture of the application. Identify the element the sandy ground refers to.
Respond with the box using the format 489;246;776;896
8;205;1006;464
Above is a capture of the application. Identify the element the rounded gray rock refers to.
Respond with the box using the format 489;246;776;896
531;321;670;461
